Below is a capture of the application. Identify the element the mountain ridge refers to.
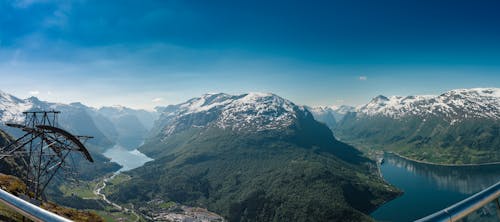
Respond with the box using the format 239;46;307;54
109;92;399;222
154;92;306;136
307;105;355;130
0;90;157;150
335;88;500;164
356;88;500;121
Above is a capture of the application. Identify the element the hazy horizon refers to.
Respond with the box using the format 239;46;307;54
1;87;500;112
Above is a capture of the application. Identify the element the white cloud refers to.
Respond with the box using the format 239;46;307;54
29;90;40;95
359;76;368;81
152;97;163;103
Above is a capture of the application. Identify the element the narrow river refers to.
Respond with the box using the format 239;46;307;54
96;144;154;221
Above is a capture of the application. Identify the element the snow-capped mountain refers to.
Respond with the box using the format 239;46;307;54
98;105;158;130
0;93;115;150
0;92;35;123
356;88;500;121
336;88;500;164
0;92;125;182
307;105;355;129
306;106;338;129
307;106;334;117
155;92;309;136
129;92;394;222
331;105;356;119
0;90;159;151
97;106;158;148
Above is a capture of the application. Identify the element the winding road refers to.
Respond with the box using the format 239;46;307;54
94;174;141;222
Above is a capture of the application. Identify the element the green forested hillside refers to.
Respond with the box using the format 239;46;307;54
108;113;399;221
0;129;24;177
336;113;500;164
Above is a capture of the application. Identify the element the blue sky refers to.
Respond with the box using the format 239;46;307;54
0;0;499;110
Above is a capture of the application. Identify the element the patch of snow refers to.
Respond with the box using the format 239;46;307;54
0;90;34;123
157;92;303;136
357;88;500;121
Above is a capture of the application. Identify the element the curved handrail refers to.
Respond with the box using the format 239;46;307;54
0;188;72;222
415;181;500;222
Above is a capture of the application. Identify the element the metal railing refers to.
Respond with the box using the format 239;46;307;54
416;181;500;222
0;188;73;222
2;178;499;222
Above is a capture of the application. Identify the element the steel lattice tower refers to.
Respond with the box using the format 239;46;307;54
0;111;94;200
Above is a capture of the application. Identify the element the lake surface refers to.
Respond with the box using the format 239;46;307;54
371;153;500;222
103;145;153;172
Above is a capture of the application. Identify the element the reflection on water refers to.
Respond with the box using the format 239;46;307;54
372;153;500;222
103;145;153;172
384;153;500;195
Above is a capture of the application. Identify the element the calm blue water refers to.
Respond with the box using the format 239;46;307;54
103;145;153;172
371;153;500;222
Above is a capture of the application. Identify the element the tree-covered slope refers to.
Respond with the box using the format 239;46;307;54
336;88;500;164
0;129;24;177
107;93;399;222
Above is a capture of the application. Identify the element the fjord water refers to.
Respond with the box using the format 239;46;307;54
103;145;153;172
372;153;500;222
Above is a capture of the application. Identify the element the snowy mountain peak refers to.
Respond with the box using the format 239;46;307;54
307;106;332;115
371;95;390;102
179;93;234;113
357;88;500;120
307;104;355;127
157;92;304;136
308;105;355;114
236;92;296;113
441;88;500;99
330;105;355;115
0;90;24;104
0;93;32;123
110;104;126;109
175;92;296;115
99;105;131;114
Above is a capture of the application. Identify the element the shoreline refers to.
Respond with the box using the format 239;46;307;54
336;137;500;167
370;149;500;219
387;151;500;167
367;154;404;216
368;193;404;216
369;150;499;216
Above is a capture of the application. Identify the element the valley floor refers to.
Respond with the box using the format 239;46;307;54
60;173;226;222
93;174;142;222
100;174;226;222
57;175;143;222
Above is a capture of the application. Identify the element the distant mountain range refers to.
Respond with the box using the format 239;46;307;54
0;90;158;151
355;88;499;120
0;90;160;210
96;105;158;149
108;93;399;221
306;105;355;130
310;88;500;164
2;87;498;221
0;89;159;187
